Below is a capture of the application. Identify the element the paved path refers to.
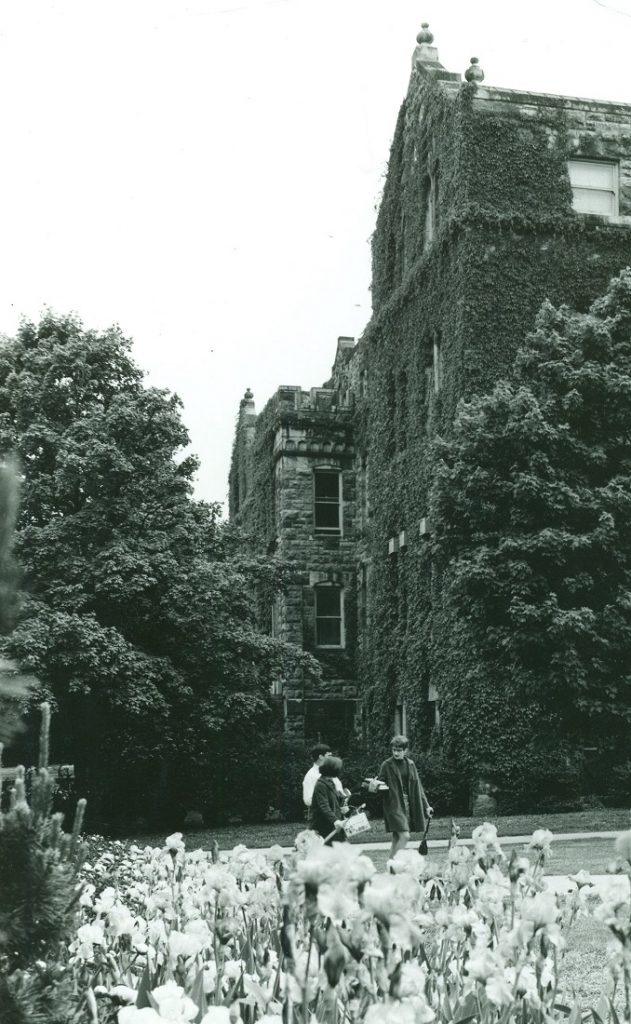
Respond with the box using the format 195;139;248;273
361;832;630;894
240;830;621;856
353;830;621;852
545;874;629;895
227;832;630;895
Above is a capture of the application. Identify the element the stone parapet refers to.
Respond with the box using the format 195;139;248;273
472;85;631;116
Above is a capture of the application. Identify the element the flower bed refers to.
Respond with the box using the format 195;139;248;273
67;824;631;1024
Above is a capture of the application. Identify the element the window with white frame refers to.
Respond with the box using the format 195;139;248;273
568;159;618;216
314;468;341;534
315;586;344;648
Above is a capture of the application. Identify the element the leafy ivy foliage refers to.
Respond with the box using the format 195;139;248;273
0;312;316;827
430;270;631;788
359;58;631;809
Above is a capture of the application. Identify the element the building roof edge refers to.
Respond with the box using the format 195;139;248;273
473;84;631;113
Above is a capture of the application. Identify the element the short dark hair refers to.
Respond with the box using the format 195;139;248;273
391;734;409;749
319;755;343;778
311;742;331;762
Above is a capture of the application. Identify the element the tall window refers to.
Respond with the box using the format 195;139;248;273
359;562;369;633
314;469;341;534
424;172;438;249
568;159;618;216
315;586;344;648
433;335;441;393
394;700;408;737
360;455;371;530
428;683;440;730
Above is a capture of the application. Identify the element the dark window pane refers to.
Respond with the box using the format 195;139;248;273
316;618;341;647
278;389;298;405
304;699;357;750
315;588;341;617
315;502;340;530
314;471;340;500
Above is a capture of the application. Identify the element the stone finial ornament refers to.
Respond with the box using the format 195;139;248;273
416;22;434;45
465;56;485;83
244;388;254;400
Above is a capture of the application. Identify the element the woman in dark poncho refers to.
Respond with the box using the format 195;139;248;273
310;755;347;845
370;734;433;858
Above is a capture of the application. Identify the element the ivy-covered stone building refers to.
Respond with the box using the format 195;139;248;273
229;362;360;753
229;24;631;763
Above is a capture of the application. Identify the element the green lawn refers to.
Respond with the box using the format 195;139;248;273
560;914;621;1008
125;806;631;853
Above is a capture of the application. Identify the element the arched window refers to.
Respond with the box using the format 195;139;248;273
315;585;344;648
313;468;341;534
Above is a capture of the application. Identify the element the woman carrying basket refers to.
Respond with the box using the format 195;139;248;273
369;735;433;858
310;755;348;845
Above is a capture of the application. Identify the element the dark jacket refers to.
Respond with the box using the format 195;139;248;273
378;756;430;833
310;776;346;841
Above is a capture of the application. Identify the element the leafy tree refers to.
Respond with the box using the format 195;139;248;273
430;269;631;799
0;312;315;826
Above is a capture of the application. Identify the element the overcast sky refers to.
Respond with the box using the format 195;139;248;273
1;0;631;506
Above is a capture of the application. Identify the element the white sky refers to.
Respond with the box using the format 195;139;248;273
1;0;631;506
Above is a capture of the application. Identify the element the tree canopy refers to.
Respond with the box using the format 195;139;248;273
430;270;631;795
0;312;315;826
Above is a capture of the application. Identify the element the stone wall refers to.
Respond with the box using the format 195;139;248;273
230;381;360;748
475;87;631;215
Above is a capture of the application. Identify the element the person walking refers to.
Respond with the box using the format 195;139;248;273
369;735;433;858
310;755;347;844
302;742;347;811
